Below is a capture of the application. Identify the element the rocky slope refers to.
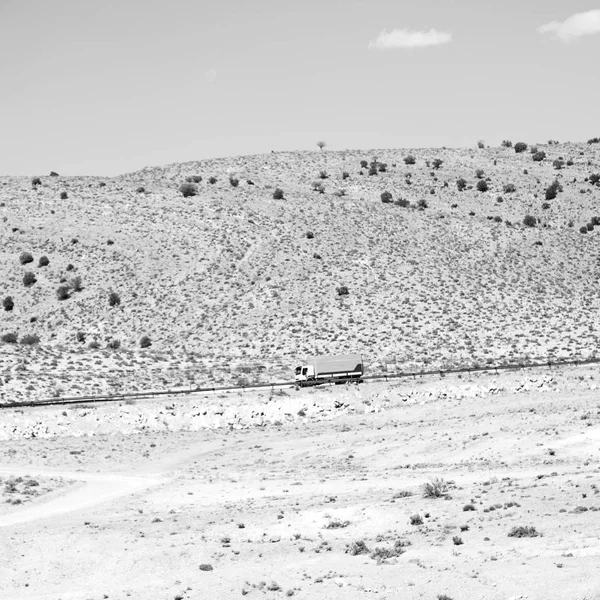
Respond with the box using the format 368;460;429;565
1;142;600;401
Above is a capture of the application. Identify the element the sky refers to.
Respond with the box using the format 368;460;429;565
1;0;599;175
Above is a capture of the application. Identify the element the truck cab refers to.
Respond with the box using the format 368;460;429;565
295;365;315;382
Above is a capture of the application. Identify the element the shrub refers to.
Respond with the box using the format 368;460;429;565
370;542;406;562
452;536;463;545
229;176;239;187
345;540;370;555
475;169;485;179
580;226;588;234
501;140;513;148
140;335;152;348
71;237;78;244
403;155;416;165
545;180;560;200
476;180;489;192
423;478;448;498
463;504;476;511
56;285;70;301
20;334;40;346
589;173;600;185
3;296;14;311
191;175;202;183
38;255;49;267
325;519;350;529
69;276;83;292
410;514;423;525
380;191;393;203
19;252;34;265
514;142;528;153
106;339;121;350
31;177;42;187
312;181;325;193
456;178;467;191
179;182;198;198
108;291;121;307
394;197;410;207
477;140;485;149
336;285;349;296
587;222;594;231
553;159;564;170
542;202;550;210
306;231;314;239
50;171;59;176
587;137;600;144
503;183;516;193
523;215;537;227
208;176;217;184
368;164;378;176
417;198;428;209
60;191;68;199
88;340;100;349
316;141;326;150
532;151;546;162
360;160;368;169
76;331;86;343
313;253;322;259
23;272;36;287
136;186;145;193
342;171;350;180
378;162;387;173
508;526;541;538
432;158;443;170
318;170;329;179
1;332;17;343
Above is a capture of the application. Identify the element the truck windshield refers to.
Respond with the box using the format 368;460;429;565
302;367;308;375
295;366;301;375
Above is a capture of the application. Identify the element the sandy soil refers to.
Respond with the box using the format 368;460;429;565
0;366;599;600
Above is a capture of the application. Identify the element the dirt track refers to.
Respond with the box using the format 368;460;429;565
0;366;599;600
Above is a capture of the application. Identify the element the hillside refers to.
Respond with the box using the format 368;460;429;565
1;141;600;401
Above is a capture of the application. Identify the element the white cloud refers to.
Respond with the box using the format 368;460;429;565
204;68;217;83
368;27;452;49
538;9;600;41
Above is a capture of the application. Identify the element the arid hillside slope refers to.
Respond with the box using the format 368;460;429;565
1;142;600;400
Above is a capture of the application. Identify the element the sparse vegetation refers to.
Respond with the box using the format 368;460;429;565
56;285;70;301
273;188;284;200
514;142;528;153
476;179;489;192
423;478;448;498
404;155;416;165
380;191;393;203
179;182;198;198
38;255;49;267
23;272;36;287
336;285;349;296
523;214;537;227
20;334;40;346
19;252;34;265
108;291;121;307
1;332;18;343
140;335;152;348
532;150;546;162
508;526;541;538
3;296;14;311
456;178;467;191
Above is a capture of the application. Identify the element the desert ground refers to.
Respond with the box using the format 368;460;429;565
1;364;599;600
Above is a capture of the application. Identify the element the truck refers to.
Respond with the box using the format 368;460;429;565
294;354;364;386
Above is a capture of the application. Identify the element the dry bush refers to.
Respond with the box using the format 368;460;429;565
422;478;448;498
